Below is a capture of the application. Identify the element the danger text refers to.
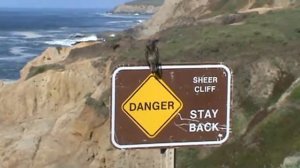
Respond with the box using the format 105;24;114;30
129;101;175;111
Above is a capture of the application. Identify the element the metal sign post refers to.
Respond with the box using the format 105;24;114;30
111;64;232;149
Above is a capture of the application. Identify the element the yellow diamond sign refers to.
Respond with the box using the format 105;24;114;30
122;74;183;138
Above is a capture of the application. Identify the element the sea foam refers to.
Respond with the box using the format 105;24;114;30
0;54;35;61
106;20;134;24
45;34;99;46
9;47;28;56
12;31;44;39
97;13;145;19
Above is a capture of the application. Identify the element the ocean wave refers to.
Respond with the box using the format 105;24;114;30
9;47;29;56
45;34;99;46
97;12;148;19
0;54;35;61
11;31;44;39
106;20;135;24
0;46;36;62
137;20;145;23
1;79;17;84
59;27;69;30
46;30;64;33
68;33;86;38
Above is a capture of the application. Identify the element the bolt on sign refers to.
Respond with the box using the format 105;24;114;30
111;64;232;149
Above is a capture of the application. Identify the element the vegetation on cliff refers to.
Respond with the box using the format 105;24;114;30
118;7;300;167
138;0;300;38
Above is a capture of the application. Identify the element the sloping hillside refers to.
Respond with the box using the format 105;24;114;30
137;0;300;38
117;7;300;167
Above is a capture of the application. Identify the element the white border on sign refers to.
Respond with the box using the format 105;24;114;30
111;64;232;149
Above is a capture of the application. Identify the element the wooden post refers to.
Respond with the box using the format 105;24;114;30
161;148;175;168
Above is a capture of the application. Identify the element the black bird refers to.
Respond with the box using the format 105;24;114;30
145;39;160;75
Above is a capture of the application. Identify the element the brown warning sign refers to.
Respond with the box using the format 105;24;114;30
111;64;232;149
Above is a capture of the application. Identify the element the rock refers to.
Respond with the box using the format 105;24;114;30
112;0;164;14
282;154;300;168
112;4;160;14
20;42;101;81
20;47;70;80
248;59;281;103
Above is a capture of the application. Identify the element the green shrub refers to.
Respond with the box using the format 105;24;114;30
26;64;65;80
85;97;109;118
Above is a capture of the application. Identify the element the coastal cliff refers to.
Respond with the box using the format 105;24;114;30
0;41;164;168
112;4;160;14
112;0;163;14
1;0;300;167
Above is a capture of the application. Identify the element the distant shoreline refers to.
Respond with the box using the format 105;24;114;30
0;9;150;80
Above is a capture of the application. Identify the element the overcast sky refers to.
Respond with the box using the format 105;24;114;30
0;0;131;9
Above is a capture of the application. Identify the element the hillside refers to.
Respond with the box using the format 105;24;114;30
1;0;300;167
137;0;300;38
120;7;300;167
112;0;164;14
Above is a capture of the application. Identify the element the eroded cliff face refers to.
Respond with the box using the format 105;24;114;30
112;4;160;14
0;42;164;168
112;0;164;14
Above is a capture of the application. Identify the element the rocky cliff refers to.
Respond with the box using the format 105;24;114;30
112;4;160;14
0;41;165;168
112;0;164;14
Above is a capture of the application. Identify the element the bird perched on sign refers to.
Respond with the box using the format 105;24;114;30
145;39;160;76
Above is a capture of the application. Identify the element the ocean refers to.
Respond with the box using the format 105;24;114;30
0;8;150;81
